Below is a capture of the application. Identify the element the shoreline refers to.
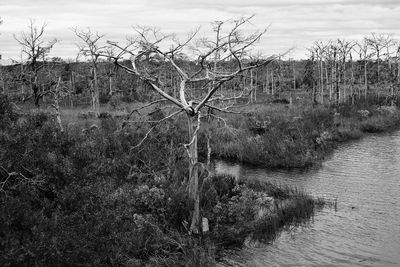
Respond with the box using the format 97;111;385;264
212;100;400;171
1;94;398;266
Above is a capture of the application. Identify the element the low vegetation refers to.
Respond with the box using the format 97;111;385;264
0;95;323;266
211;94;400;168
2;88;399;266
1;16;400;267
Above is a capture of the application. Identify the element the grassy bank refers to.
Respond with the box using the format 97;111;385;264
211;95;400;169
0;95;323;266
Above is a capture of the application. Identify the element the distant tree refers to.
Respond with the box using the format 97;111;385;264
0;17;5;93
14;19;57;106
73;28;106;115
310;41;329;104
355;38;372;99
366;33;392;86
396;41;400;88
303;51;317;104
337;39;355;102
105;46;117;96
108;17;277;234
382;37;397;103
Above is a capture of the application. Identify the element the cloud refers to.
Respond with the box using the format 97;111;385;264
1;0;400;63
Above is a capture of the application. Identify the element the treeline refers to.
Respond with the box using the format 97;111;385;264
1;21;399;110
305;34;400;105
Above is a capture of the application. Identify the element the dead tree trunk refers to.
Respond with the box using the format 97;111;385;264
52;77;63;132
364;60;368;99
250;69;254;103
186;113;200;234
109;17;276;235
91;67;100;115
271;70;275;96
320;57;324;104
334;48;340;104
109;75;113;96
350;53;355;105
265;67;269;94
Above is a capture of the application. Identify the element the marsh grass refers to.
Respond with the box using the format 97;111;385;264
4;93;397;266
1;95;328;266
201;175;323;255
213;95;400;169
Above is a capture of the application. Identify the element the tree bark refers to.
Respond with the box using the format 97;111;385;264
91;67;100;115
325;64;330;102
271;70;274;96
109;76;113;96
350;56;355;105
187;113;200;234
335;52;340;104
364;60;368;100
320;57;324;104
53;77;63;132
254;70;258;102
250;69;254;103
330;61;334;102
265;67;269;94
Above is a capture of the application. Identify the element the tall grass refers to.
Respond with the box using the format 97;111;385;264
212;95;400;169
0;95;323;266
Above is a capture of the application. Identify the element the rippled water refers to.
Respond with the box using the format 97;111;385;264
215;130;400;267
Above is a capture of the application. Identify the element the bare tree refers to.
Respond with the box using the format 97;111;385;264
323;44;335;102
108;17;276;234
305;50;318;104
14;19;57;106
337;39;355;102
396;40;400;87
48;76;65;131
366;33;392;87
0;18;4;93
331;42;340;104
73;28;106;115
349;50;356;104
382;37;397;103
105;46;117;96
45;66;70;132
312;41;330;104
355;38;373;99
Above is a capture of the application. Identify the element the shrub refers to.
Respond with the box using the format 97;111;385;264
0;104;323;266
0;94;18;128
108;95;122;109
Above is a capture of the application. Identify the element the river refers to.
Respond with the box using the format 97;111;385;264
215;130;400;267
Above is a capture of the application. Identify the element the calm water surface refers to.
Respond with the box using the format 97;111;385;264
215;130;400;267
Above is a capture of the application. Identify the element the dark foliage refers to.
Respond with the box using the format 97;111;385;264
0;96;322;266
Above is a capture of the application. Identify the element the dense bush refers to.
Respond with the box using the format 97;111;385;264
0;101;195;266
212;107;334;168
0;96;323;266
213;96;400;168
0;94;18;129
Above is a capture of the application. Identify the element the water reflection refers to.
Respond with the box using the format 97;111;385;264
216;131;400;267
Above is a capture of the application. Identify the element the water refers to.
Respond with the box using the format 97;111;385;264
215;130;400;267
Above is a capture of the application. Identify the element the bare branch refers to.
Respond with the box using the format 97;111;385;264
184;112;201;160
202;103;244;114
129;110;184;149
194;55;276;112
121;99;168;129
0;166;44;193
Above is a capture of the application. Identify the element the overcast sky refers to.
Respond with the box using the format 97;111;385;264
1;0;400;64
